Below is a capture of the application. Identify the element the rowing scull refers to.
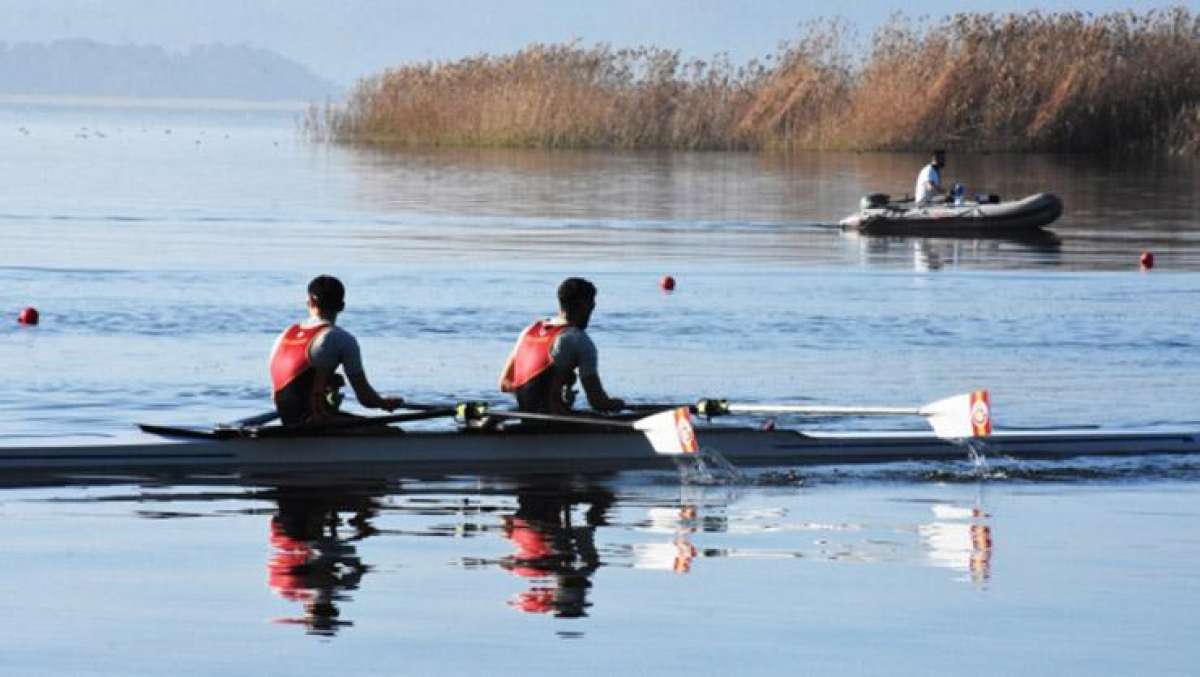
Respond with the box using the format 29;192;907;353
1;425;1196;473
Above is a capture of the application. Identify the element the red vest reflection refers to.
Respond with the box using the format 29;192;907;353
266;490;375;636
500;487;611;618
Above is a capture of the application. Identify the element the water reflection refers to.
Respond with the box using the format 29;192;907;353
630;504;700;574
919;503;994;587
497;482;614;617
337;146;1199;269
266;485;381;636
10;470;1024;642
843;231;1064;271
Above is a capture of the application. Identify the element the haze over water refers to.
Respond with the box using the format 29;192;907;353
2;103;1199;675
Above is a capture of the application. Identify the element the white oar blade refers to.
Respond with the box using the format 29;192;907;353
634;407;700;455
919;390;992;439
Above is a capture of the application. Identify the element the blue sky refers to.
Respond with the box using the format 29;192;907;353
4;0;1193;84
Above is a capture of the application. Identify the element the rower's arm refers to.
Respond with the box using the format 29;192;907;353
347;372;403;411
580;374;624;411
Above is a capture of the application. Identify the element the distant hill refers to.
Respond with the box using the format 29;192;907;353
0;39;340;101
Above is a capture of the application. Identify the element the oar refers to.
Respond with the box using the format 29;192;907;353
217;400;455;434
691;390;993;440
244;407;458;438
465;404;700;456
215;400;443;432
140;407;458;440
219;411;280;429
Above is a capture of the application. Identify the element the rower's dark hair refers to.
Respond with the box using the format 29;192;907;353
558;277;596;309
308;275;346;314
932;149;946;157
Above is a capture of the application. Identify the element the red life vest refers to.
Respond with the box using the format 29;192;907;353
270;323;330;394
509;320;568;390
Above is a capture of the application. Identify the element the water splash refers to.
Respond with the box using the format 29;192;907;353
963;438;991;477
673;446;746;485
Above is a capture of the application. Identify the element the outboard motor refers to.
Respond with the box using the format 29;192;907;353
860;193;890;210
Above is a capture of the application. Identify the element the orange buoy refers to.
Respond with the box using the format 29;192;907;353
17;307;39;325
1140;251;1154;270
660;275;676;291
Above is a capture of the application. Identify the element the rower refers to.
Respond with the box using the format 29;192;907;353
269;275;403;425
498;277;625;415
915;149;947;205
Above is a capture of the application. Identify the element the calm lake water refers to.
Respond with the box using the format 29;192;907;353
1;101;1199;675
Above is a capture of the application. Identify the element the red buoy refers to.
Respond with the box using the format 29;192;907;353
660;275;676;292
17;307;39;325
1140;251;1154;270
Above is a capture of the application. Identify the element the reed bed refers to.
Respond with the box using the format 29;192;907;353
311;9;1200;154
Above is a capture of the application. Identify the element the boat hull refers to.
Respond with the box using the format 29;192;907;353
2;426;1196;474
841;193;1063;237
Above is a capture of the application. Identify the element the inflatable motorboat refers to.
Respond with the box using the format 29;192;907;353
840;192;1063;237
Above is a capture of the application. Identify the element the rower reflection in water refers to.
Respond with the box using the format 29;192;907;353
269;275;404;425
266;486;380;635
499;277;625;416
500;483;614;617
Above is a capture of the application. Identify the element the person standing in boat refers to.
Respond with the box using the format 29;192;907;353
498;277;625;415
915;149;947;205
269;275;403;425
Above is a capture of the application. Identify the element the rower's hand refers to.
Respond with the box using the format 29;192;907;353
380;396;405;412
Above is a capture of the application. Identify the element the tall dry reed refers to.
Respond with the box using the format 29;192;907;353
839;9;1200;152
312;43;760;150
310;9;1200;154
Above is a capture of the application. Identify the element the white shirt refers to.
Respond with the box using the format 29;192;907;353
915;163;942;204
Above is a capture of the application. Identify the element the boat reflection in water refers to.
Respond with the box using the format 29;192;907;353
842;230;1063;271
266;485;382;636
